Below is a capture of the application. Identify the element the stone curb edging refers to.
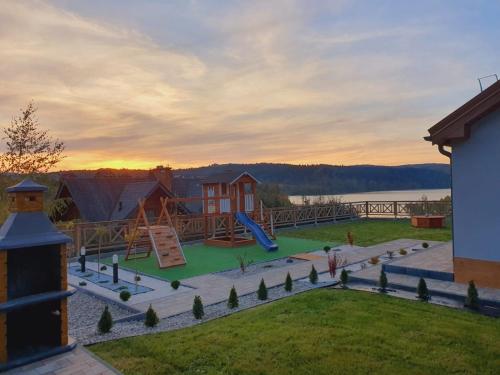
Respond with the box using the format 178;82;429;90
348;275;500;308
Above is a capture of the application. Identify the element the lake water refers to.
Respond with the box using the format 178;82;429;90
289;188;451;205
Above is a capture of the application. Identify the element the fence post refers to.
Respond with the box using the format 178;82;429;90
270;210;275;236
314;205;318;226
365;201;369;218
349;203;353;220
294;207;297;228
394;201;398;219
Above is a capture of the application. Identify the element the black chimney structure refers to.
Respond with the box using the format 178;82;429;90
0;179;75;371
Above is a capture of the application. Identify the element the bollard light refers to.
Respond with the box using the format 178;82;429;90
79;246;86;272
112;254;119;284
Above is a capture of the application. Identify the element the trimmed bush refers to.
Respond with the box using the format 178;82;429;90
417;278;430;301
98;305;113;334
171;280;181;290
323;245;331;253
193;296;204;319
100;265;107;271
145;305;159;327
379;270;388;292
309;265;318;284
465;281;479;310
340;269;349;287
135;275;141;282
119;290;131;302
284;272;293;292
422;242;429;249
399;248;407;255
257;279;268;300
228;286;239;309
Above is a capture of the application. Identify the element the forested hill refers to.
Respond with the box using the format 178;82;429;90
176;163;450;195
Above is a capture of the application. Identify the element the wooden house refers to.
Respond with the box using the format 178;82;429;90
426;79;500;288
54;166;200;222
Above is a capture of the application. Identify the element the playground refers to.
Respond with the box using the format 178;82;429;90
108;236;327;281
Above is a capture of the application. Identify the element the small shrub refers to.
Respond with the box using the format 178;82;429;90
379;270;388;292
465;280;479;310
144;305;159;327
417;278;430;301
135;275;141;282
100;265;107;271
387;250;394;259
193;296;204;319
171;280;181;290
98;306;113;334
309;265;318;284
340;269;348;287
257;279;268;300
323;245;331;253
422;242;429;249
119;290;131;302
228;286;239;309
399;248;407;255
78;281;87;286
368;256;379;265
284;272;293;292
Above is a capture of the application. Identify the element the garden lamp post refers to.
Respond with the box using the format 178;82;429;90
112;254;119;284
80;246;86;272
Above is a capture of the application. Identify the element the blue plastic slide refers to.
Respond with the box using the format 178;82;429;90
235;212;278;251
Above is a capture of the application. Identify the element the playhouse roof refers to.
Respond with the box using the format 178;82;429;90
0;211;71;250
426;80;500;146
201;171;259;185
6;178;48;193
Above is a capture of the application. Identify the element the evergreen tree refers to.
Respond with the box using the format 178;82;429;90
258;278;268;300
379;270;388;292
144;304;159;327
340;269;349;287
228;286;239;309
465;281;479;310
193;295;204;319
309;265;318;284
285;272;293;292
417;278;430;301
98;305;113;334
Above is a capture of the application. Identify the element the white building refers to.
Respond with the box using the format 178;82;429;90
426;80;500;288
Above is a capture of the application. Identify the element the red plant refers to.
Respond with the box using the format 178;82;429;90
328;253;347;278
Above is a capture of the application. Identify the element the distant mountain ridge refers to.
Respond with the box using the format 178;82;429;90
174;163;451;195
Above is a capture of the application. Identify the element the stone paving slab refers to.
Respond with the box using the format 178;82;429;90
4;346;120;375
385;242;453;272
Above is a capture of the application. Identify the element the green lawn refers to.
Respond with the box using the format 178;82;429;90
282;219;452;246
91;289;500;375
108;236;327;281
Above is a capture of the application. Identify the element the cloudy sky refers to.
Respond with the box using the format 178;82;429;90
0;0;499;170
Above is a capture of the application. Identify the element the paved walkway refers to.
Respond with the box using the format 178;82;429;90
386;242;453;272
5;346;120;375
131;239;430;318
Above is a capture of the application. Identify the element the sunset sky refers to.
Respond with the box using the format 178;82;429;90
0;0;499;170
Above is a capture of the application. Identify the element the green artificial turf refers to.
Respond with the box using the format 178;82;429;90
283;219;452;246
107;236;327;281
90;289;500;375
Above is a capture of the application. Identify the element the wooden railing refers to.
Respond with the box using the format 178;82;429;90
61;200;451;256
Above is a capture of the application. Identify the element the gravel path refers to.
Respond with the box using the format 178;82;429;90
68;290;137;334
76;278;333;345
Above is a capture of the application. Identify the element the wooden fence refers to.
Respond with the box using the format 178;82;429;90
60;200;451;257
